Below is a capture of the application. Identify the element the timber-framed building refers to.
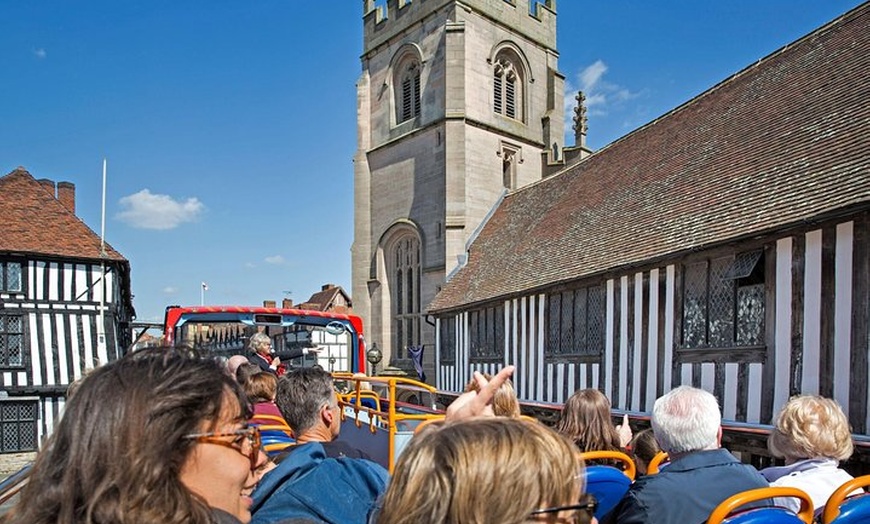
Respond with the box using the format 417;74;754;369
429;4;870;433
0;168;134;452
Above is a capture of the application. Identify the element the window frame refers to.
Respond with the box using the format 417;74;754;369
468;303;505;363
492;53;524;123
679;250;766;351
0;260;24;293
393;55;422;125
545;282;607;360
0;313;26;370
390;234;422;357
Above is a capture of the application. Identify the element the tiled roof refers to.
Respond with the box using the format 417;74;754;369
300;284;352;312
430;4;870;313
0;167;127;261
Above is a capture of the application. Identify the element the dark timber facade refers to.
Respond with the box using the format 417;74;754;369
429;5;870;433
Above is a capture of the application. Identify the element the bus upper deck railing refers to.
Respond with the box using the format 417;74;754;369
333;373;441;472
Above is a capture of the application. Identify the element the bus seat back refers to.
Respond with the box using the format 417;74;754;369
584;465;632;520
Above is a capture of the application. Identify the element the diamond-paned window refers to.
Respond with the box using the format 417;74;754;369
1;261;23;293
0;315;24;368
681;251;766;349
546;283;606;357
0;401;38;452
469;304;504;361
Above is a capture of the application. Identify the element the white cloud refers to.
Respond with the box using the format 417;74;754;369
162;286;177;294
244;262;257;269
264;255;286;265
116;189;204;230
580;60;608;93
33;48;46;59
564;59;642;123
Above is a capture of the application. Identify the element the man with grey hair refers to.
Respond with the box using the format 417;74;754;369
250;367;388;524
611;386;767;523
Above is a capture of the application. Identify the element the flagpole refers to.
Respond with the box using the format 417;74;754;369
97;158;108;363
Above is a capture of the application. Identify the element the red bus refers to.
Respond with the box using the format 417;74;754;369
162;305;367;374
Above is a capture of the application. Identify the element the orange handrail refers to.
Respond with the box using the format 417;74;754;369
579;450;637;481
646;451;669;474
821;474;870;524
708;486;813;524
335;373;438;472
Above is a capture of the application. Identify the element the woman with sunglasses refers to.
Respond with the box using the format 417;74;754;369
377;417;597;524
5;347;264;524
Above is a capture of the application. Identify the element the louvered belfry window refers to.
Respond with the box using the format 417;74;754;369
493;57;521;121
398;62;421;123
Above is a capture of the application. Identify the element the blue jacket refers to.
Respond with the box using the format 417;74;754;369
612;448;768;524
251;442;389;524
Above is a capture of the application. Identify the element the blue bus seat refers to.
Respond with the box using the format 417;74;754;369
579;450;636;521
821;475;870;524
708;486;813;524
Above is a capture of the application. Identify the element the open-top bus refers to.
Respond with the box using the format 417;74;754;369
162;305;367;373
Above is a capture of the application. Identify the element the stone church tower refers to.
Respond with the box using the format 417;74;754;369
352;0;564;377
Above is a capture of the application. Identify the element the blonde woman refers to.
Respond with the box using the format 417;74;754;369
463;373;522;418
762;395;857;512
377;417;596;524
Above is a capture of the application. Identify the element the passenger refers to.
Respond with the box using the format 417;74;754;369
244;371;289;425
627;428;661;476
227;354;250;377
611;386;768;524
761;395;857;512
247;332;320;376
250;366;388;524
463;373;521;417
5;347;264;524
377;417;597;524
236;362;263;387
556;388;632;453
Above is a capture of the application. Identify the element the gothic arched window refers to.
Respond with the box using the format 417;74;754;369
390;234;421;356
395;60;421;124
493;53;523;121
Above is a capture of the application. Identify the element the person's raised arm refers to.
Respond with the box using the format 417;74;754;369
445;365;515;421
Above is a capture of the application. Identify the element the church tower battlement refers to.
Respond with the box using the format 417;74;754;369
353;0;564;376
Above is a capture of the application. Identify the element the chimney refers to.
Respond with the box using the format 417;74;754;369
282;298;293;309
37;178;56;197
322;283;335;291
57;181;75;214
263;300;277;308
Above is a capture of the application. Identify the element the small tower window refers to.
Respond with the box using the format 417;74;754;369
493;55;523;122
396;61;421;123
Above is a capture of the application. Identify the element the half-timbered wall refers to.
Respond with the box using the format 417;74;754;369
435;214;870;432
0;257;126;446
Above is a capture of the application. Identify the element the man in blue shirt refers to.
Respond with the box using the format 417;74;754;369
612;386;768;524
251;367;388;524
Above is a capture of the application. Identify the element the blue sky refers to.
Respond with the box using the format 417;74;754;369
1;1;862;322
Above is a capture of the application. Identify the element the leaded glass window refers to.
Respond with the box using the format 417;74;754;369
439;317;456;363
0;315;24;368
0;261;22;293
546;283;606;357
469;304;504;361
0;401;37;452
391;235;421;356
681;250;765;349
